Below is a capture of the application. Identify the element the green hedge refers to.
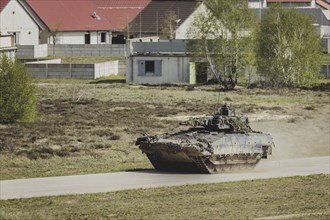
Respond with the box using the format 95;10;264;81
0;55;36;123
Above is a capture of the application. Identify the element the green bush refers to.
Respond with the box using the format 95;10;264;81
255;7;322;88
0;55;36;123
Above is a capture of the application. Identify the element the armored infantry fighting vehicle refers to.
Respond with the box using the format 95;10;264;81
136;104;274;173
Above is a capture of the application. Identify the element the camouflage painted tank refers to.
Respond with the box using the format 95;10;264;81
136;104;274;174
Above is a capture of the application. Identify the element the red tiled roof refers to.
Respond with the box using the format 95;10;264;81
316;0;330;9
130;0;199;34
267;0;311;2
26;0;111;31
93;0;151;31
26;0;150;31
0;0;9;12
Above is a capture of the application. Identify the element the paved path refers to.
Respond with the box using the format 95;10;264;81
1;156;329;200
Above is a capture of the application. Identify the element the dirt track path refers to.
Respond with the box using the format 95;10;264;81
250;108;330;160
1;156;328;200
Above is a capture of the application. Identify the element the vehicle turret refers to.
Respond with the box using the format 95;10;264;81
185;104;253;133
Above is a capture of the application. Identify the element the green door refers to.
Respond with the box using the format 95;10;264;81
189;62;196;84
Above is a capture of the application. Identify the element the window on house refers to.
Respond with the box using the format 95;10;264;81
112;34;125;44
101;32;106;43
13;32;20;45
145;61;155;73
85;34;91;44
138;60;162;76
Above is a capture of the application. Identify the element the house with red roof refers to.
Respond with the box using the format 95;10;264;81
0;0;150;45
0;0;48;45
129;0;199;39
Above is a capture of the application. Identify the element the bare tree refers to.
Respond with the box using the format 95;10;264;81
48;23;61;56
187;0;256;90
160;11;179;39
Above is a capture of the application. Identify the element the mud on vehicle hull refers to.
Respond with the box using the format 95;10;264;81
145;153;261;174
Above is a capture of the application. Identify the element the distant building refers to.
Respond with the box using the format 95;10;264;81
178;0;329;40
0;0;48;45
0;0;151;45
126;39;194;84
129;0;199;39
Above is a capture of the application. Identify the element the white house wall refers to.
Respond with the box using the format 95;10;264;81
248;0;267;8
129;56;190;84
176;3;227;39
0;0;39;45
176;3;206;39
51;31;111;44
248;1;262;8
321;25;330;38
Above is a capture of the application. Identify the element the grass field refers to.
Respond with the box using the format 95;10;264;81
0;175;329;219
0;77;329;219
0;77;329;180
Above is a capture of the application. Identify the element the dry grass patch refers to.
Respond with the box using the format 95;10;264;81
0;82;329;179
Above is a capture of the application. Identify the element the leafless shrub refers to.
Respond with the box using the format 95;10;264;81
21;146;77;160
185;85;195;91
303;105;315;111
92;129;114;137
25;147;54;160
288;117;299;123
109;135;121;141
224;97;232;102
68;145;80;153
54;147;70;157
94;144;112;149
72;86;86;102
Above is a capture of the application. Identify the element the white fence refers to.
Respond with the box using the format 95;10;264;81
17;44;126;59
48;44;126;57
17;44;48;59
26;60;121;79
